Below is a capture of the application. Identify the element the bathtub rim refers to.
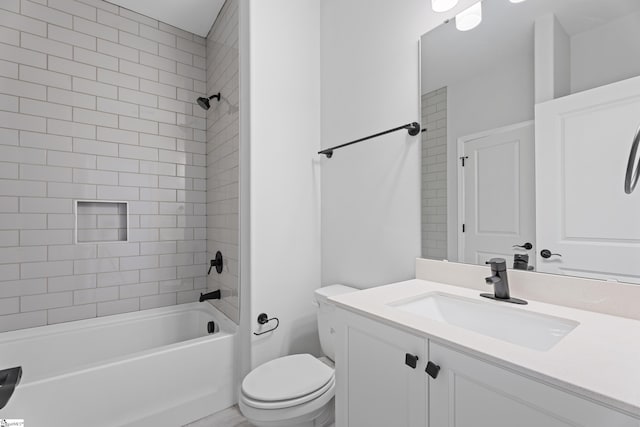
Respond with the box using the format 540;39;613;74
0;302;237;385
0;301;236;345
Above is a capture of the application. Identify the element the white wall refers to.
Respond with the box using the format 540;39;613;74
534;14;570;104
320;0;480;288
570;9;640;94
237;0;252;388
248;0;322;368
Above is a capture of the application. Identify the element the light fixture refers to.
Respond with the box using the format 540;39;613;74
456;2;482;31
509;0;526;3
431;0;458;13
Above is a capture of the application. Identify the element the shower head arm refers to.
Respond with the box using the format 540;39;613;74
196;92;221;110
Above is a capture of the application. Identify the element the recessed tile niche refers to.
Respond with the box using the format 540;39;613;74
75;201;129;244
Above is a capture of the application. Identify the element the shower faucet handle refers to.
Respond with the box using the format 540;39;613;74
208;251;223;275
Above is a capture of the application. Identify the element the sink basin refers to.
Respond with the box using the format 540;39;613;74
388;293;579;351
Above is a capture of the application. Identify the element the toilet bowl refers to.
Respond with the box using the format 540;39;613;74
238;285;357;427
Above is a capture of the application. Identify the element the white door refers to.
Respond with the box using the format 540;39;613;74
458;122;536;268
429;342;639;427
536;75;640;283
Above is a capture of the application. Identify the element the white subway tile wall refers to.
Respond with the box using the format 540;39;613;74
0;0;210;332
205;0;239;323
421;88;448;260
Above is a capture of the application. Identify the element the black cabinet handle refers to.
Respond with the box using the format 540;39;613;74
540;249;562;259
405;353;419;369
513;242;533;250
426;361;440;379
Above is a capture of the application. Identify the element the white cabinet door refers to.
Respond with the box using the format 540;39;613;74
535;75;640;283
429;342;639;427
335;309;428;427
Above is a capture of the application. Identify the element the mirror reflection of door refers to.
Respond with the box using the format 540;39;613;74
420;0;640;284
536;77;640;284
459;122;535;269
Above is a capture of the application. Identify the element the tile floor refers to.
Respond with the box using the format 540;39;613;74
184;406;254;427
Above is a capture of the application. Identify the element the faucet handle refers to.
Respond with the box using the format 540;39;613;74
485;258;507;271
208;251;223;275
485;275;501;285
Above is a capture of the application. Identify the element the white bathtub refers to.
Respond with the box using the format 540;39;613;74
0;302;237;427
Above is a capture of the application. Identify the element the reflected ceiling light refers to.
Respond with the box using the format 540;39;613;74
431;0;458;13
456;2;482;31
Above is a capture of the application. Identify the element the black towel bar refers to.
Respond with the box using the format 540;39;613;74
318;122;425;158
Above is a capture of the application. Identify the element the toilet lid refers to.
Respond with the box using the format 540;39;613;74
242;354;334;402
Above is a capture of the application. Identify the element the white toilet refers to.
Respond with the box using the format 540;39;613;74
238;285;357;427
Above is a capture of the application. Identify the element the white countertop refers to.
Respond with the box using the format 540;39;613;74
330;279;640;417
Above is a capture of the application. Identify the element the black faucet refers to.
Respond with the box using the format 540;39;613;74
199;289;221;302
480;258;527;305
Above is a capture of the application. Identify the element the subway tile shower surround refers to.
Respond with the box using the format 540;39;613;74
205;0;239;324
421;88;447;260
0;0;212;332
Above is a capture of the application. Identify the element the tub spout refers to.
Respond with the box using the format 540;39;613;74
199;290;221;302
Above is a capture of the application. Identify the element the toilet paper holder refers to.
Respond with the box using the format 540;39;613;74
253;313;280;336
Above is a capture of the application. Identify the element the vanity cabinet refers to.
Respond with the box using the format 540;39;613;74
334;308;427;427
429;343;638;427
335;308;639;427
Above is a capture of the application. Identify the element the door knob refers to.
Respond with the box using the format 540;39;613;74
540;249;562;259
513;242;533;250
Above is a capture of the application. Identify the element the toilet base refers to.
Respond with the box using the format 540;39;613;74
313;399;334;427
240;398;334;427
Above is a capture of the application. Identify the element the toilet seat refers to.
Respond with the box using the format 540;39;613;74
241;376;335;410
239;378;335;426
239;354;337;425
241;354;334;407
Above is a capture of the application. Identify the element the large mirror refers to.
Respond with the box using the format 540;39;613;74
420;0;640;284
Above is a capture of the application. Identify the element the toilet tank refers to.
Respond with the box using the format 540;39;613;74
314;285;358;361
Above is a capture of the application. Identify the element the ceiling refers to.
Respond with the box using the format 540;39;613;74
107;0;225;37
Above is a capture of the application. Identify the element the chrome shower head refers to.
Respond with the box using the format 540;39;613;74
196;92;221;110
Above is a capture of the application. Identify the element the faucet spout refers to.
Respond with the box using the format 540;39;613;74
199;289;221;302
484;258;510;299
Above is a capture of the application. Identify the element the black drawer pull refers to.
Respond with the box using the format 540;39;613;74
405;353;419;369
426;361;440;379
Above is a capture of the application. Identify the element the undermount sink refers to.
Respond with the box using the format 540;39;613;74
388;293;579;351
